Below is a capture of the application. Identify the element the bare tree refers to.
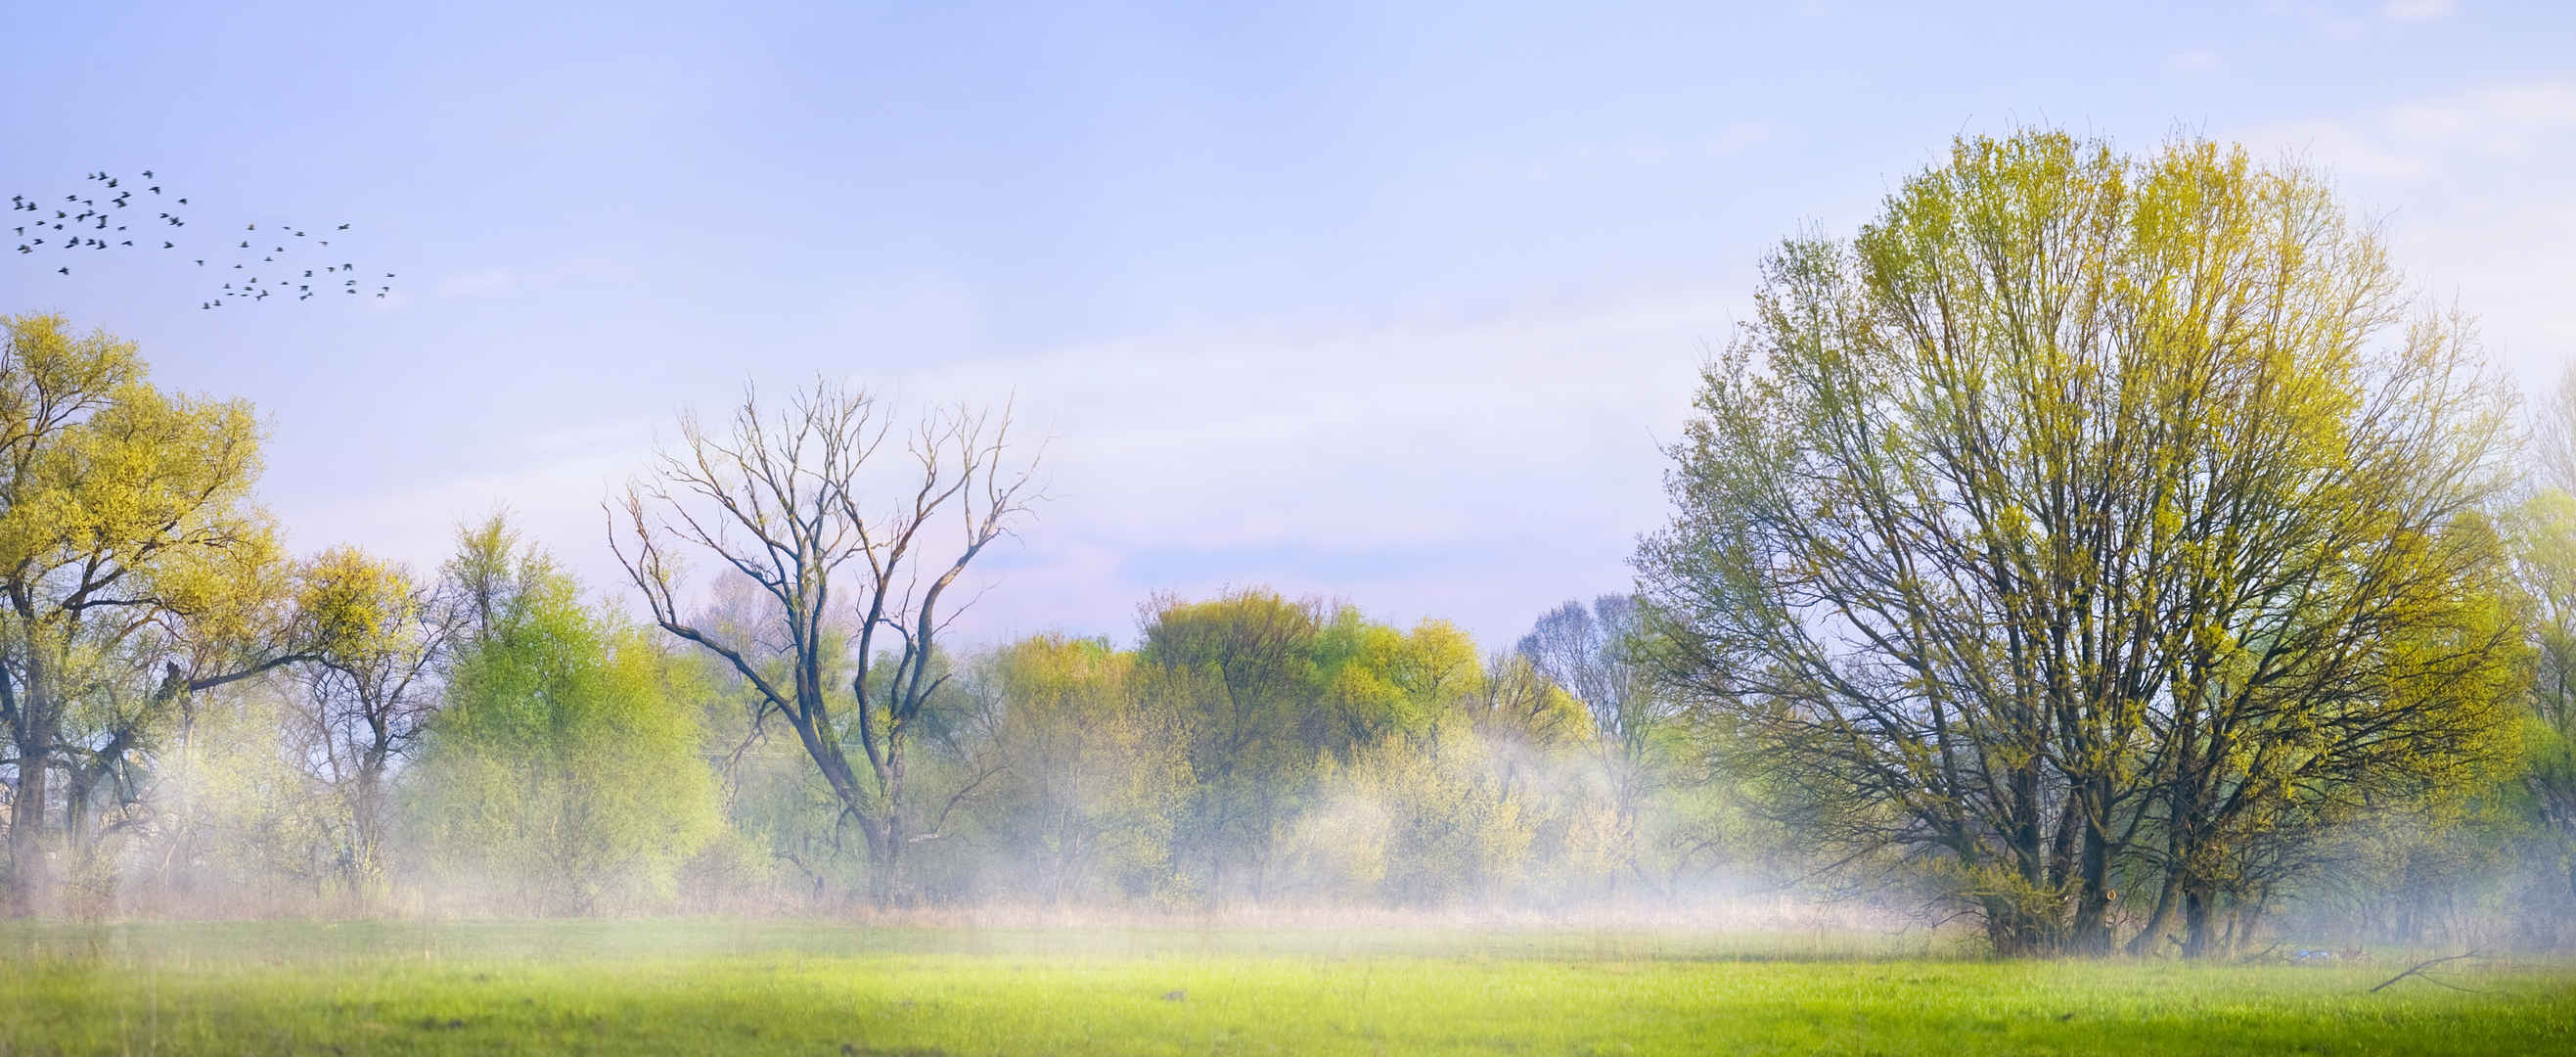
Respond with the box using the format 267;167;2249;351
1517;595;1660;896
610;381;1038;905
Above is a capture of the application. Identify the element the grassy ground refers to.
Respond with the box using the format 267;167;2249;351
1;921;2570;1055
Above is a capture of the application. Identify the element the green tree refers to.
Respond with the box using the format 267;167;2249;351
409;541;718;914
1137;589;1331;901
1638;130;2520;956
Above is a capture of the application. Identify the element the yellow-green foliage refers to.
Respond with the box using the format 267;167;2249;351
972;633;1193;901
406;557;719;914
1639;128;2523;954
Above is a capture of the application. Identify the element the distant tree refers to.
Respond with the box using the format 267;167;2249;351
966;634;1190;903
2510;368;2576;928
1638;130;2520;956
408;544;717;913
1517;595;1662;896
612;382;1039;905
286;547;452;899
1136;589;1331;901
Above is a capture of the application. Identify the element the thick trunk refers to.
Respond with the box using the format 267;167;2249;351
2068;801;2115;955
2126;869;2182;956
8;732;47;916
2181;883;2219;958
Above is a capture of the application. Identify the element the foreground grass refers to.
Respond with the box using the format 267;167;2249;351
1;921;2570;1055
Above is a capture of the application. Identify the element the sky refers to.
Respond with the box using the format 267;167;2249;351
2;0;2571;649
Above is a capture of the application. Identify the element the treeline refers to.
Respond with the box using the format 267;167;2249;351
0;315;1723;917
2;128;2573;959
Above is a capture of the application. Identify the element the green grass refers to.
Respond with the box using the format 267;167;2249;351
1;921;2570;1055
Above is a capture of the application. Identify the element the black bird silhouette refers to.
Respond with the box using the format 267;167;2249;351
161;242;172;249
148;186;160;194
239;241;249;248
56;267;67;275
176;198;187;205
338;223;350;230
194;259;203;265
141;170;152;178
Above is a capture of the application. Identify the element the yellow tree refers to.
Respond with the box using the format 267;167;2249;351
966;634;1190;903
0;314;309;914
1638;131;2519;955
287;547;453;898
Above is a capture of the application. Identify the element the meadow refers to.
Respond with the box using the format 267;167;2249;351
1;921;2570;1055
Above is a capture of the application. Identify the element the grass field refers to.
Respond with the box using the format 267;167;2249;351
2;921;2571;1055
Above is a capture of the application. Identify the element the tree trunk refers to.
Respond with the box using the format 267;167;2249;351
2126;869;2181;956
2181;883;2219;958
7;732;48;916
2068;797;2115;955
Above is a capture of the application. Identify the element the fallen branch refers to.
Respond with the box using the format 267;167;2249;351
2368;949;2483;993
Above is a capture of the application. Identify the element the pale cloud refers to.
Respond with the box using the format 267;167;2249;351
2166;48;2223;74
298;290;1732;646
2381;0;2459;22
2237;79;2576;386
433;257;636;299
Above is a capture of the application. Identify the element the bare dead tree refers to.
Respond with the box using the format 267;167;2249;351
610;381;1039;905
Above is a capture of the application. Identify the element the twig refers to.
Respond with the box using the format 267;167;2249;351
2369;949;2483;993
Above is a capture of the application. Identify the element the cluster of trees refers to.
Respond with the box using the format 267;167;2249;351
1637;130;2576;956
0;324;1724;916
1;129;2568;960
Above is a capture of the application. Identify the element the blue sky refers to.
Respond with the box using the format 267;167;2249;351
4;0;2571;647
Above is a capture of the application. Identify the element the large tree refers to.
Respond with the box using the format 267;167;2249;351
0;314;313;914
1637;130;2519;955
612;382;1037;905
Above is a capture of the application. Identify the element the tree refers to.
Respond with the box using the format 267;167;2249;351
2510;367;2576;930
1637;130;2519;955
408;542;718;913
965;634;1190;903
286;547;452;899
1136;589;1331;901
1517;595;1662;896
612;382;1038;905
0;314;311;914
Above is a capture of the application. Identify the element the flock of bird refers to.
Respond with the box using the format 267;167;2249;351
10;169;396;309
